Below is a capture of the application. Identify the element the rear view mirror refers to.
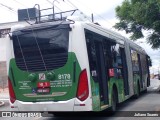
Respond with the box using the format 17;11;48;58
147;56;152;66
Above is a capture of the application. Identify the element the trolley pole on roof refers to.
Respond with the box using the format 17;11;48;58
91;13;94;23
53;1;55;20
53;0;60;20
52;0;64;20
34;4;40;23
158;62;160;80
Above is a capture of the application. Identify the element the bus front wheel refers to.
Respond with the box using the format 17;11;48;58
111;88;118;112
134;82;140;99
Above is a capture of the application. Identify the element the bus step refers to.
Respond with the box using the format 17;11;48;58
101;105;109;110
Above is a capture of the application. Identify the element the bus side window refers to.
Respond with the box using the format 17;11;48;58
103;40;113;78
131;49;139;73
111;44;123;79
86;34;98;82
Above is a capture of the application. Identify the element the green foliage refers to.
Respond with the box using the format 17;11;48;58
114;0;160;49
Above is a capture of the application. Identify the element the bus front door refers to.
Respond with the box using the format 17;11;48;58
85;33;109;108
94;40;109;105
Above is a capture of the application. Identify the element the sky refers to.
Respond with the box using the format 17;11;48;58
0;0;159;74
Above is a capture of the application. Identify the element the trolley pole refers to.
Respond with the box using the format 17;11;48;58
53;0;59;20
91;13;94;23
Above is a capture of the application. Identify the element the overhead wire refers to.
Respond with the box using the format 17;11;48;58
12;0;33;21
8;0;115;28
65;0;92;22
62;0;75;9
46;0;63;12
65;0;77;9
12;0;28;8
1;0;115;28
12;0;48;71
12;0;51;20
11;0;50;22
71;0;115;29
66;0;93;21
0;3;17;15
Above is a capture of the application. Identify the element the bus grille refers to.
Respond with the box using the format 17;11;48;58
15;53;68;72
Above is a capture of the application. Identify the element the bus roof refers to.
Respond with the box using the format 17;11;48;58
11;20;71;33
11;19;147;55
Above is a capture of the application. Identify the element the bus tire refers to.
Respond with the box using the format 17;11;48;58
111;88;118;112
52;112;69;117
52;112;62;117
143;89;147;93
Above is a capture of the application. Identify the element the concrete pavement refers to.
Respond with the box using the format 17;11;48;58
147;79;160;92
0;88;9;107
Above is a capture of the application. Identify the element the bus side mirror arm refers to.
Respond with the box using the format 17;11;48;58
8;33;13;40
147;56;152;67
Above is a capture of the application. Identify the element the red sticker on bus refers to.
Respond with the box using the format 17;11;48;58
37;82;50;88
109;68;114;77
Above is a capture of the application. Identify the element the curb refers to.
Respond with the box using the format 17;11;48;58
0;101;5;107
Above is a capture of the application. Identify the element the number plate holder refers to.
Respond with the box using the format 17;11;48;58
37;87;50;93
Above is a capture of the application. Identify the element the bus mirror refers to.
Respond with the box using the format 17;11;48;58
149;60;152;66
147;56;152;66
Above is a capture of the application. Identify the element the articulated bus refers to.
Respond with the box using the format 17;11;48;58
6;10;151;113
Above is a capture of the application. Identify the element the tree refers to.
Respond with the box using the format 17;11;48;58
114;0;160;49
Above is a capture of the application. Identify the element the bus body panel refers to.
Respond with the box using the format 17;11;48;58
10;98;92;111
82;23;149;109
70;23;93;111
8;21;150;112
10;99;75;111
83;23;126;109
8;53;80;101
8;22;93;111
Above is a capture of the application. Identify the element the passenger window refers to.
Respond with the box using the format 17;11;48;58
105;42;123;79
112;44;123;79
86;34;98;82
131;49;139;72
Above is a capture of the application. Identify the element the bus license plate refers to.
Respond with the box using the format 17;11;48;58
37;88;50;93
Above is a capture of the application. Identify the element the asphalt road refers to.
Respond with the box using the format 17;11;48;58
1;79;160;120
35;91;160;120
0;100;10;111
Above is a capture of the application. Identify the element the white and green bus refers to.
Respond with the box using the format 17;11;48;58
6;9;151;112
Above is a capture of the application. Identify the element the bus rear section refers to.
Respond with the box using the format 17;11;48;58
8;22;92;111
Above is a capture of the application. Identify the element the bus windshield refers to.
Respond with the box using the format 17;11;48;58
12;24;70;72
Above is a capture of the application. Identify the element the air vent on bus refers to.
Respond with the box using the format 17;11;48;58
15;53;68;72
